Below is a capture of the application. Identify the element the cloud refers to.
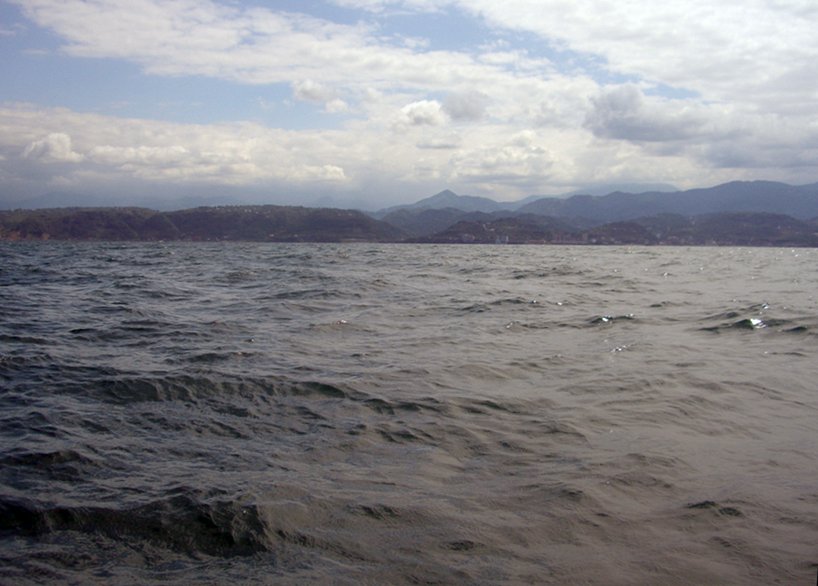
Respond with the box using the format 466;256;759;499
292;81;350;114
5;1;818;205
443;91;489;121
506;2;815;113
324;99;350;114
584;85;706;143
13;0;500;94
87;145;190;167
19;0;816;131
400;100;446;126
288;164;347;182
2;105;351;189
331;0;818;114
292;80;333;103
417;134;461;149
22;133;84;162
330;0;447;13
582;82;818;176
449;130;555;186
9;0;584;134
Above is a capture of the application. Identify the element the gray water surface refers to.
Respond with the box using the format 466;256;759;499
1;242;816;584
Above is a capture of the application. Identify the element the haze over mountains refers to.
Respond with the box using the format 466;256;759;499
376;181;818;221
373;180;818;240
2;181;818;246
373;182;679;216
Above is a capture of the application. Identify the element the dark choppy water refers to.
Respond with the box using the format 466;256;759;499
1;242;817;585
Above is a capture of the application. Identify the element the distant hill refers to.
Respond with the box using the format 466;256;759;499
415;215;580;244
375;207;499;238
372;189;506;218
415;211;818;247
379;181;818;237
517;181;818;223
373;183;678;219
3;188;817;246
633;212;818;247
0;205;405;242
559;182;678;197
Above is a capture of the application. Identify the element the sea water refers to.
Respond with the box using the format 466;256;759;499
1;242;816;584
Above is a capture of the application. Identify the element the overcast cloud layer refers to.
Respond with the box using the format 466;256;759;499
1;0;817;208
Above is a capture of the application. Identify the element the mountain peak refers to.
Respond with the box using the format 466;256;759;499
419;190;462;206
412;190;502;212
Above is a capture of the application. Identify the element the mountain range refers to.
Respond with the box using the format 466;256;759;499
374;180;818;235
372;182;679;217
2;181;817;246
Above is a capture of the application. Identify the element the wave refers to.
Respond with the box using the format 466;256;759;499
2;242;818;584
698;304;814;334
0;494;269;557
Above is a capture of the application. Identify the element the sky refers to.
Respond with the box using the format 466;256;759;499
1;0;818;210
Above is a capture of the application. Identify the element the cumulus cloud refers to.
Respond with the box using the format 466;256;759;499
19;0;815;127
400;100;446;126
324;99;350;114
292;80;333;103
331;0;818;114
443;91;489;122
290;81;351;114
5;0;818;204
288;164;347;182
1;106;352;190
22;133;84;162
88;145;190;167
584;85;707;143
450;130;555;186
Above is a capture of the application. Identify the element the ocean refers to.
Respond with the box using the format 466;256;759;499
1;242;816;584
